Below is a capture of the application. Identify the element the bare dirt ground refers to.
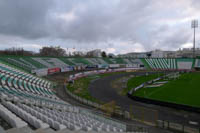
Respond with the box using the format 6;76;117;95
110;74;135;95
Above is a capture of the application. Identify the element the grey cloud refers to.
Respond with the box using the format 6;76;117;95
0;0;54;39
0;0;200;53
51;0;156;42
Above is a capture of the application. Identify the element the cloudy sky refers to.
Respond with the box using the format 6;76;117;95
0;0;200;54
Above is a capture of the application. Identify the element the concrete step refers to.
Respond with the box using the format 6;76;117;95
6;127;34;133
0;126;6;133
34;128;55;133
57;131;124;133
57;130;98;133
56;128;73;133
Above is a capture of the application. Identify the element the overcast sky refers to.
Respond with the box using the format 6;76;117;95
0;0;200;54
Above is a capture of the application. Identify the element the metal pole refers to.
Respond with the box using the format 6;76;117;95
192;20;198;58
193;26;196;58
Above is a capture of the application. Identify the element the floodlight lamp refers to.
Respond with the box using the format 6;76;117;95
191;20;198;28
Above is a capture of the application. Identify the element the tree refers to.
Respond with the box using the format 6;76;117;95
108;55;113;58
1;47;34;56
101;51;107;57
39;46;66;56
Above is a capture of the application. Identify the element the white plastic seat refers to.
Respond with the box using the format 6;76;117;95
68;123;81;131
109;126;117;132
57;117;63;123
54;121;66;130
52;115;57;121
38;113;42;120
48;118;54;127
35;119;49;129
0;104;27;128
28;116;35;126
93;126;102;131
82;126;92;131
63;120;70;128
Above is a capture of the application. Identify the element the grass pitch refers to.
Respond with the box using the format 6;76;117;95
124;73;163;95
133;73;200;108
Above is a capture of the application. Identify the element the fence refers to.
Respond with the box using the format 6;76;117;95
157;120;200;133
65;86;152;132
128;104;158;125
65;88;130;130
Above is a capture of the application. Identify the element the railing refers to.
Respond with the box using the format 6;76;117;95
65;86;151;132
157;120;200;133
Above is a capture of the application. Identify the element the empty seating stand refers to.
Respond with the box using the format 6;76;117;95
0;56;144;71
145;58;177;70
0;62;126;132
0;103;27;128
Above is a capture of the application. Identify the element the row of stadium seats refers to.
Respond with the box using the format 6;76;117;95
0;61;126;132
145;58;194;70
2;101;49;129
0;57;144;71
0;58;34;72
0;64;67;107
145;58;177;69
195;59;200;67
0;57;198;73
0;63;53;97
0;93;125;132
0;103;27;128
1;99;124;132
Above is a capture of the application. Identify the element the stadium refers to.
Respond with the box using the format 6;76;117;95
1;1;200;133
0;55;199;133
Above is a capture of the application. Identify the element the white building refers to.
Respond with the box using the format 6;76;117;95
176;48;200;58
118;52;148;58
164;51;177;58
151;49;167;58
117;48;200;58
73;51;86;57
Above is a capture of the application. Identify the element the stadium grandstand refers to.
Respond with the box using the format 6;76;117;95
0;59;128;132
0;56;144;75
0;55;199;132
144;58;195;70
2;0;200;132
0;56;196;74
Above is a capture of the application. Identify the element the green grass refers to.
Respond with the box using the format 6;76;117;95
133;73;200;108
140;58;151;70
67;76;98;102
66;71;127;103
122;73;162;95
